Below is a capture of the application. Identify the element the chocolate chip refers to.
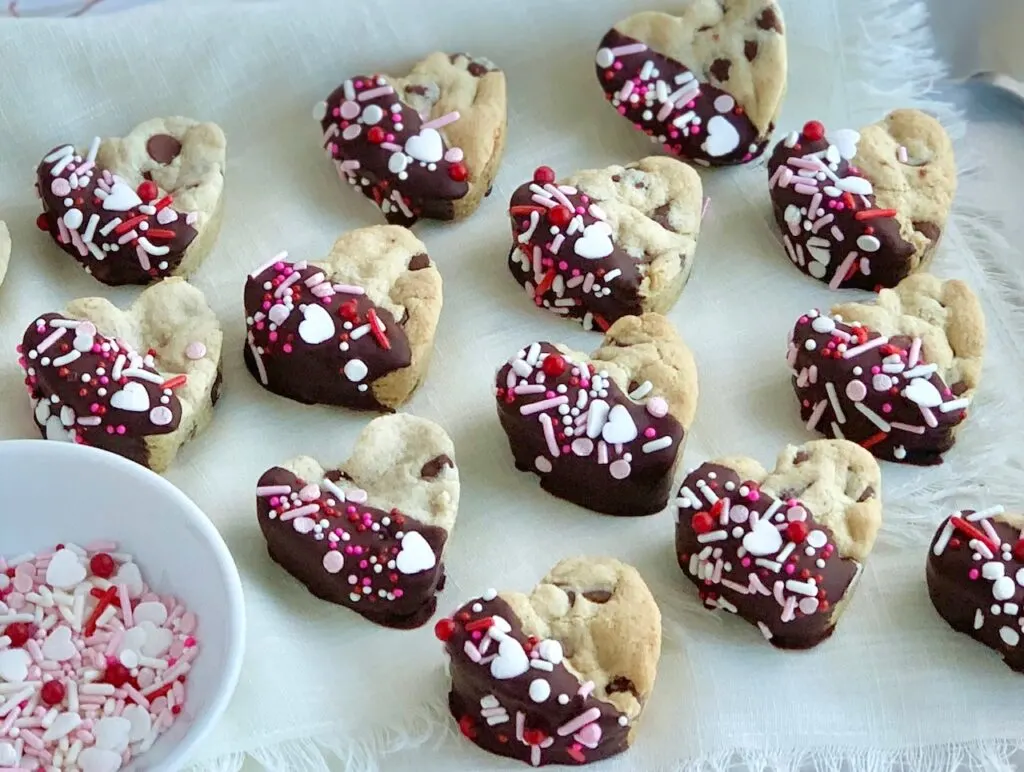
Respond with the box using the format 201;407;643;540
582;590;612;604
651;203;676;233
858;486;875;502
633;181;646;190
912;220;941;243
326;469;354;482
405;84;430;96
697;24;714;32
793;451;809;464
400;308;410;324
757;7;783;32
408;253;431;271
606;676;640;699
211;368;224;406
563;589;577;606
778;488;798;502
468;62;489;77
146;134;182;165
142;170;154;182
420;454;454;479
611;175;622;183
710;58;732;82
951;381;969;396
485;185;493;198
745;40;759;61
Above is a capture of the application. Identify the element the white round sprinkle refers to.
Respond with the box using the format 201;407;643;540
529;679;551;703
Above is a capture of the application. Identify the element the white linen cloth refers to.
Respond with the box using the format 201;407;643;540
1;1;1023;770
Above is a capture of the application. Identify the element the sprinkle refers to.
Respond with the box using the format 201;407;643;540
538;413;560;457
161;374;187;391
829;251;860;289
642;437;673;454
420;111;460;131
279;504;320;521
842;336;888;359
940;398;970;413
520;397;569;416
755;559;782;572
697;530;727;544
854;208;898;220
860;432;888;450
358;86;395;101
950;517;997;553
902;364;938;379
890;422;925;434
825;383;847;424
806;400;827;431
854;402;891;432
967;506;1006;522
557;708;602;737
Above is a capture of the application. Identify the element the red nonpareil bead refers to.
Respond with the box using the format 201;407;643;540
367;126;386;144
541;354;567;377
35;213;50;231
786;521;809;544
40;680;66;706
90;553;116;579
691;511;714;534
1014;539;1024;561
137;180;159;203
433;617;456;642
4;622;31;648
103;663;132;687
802;120;826;142
549;206;573;228
448;162;468;182
532;166;556;185
523;729;546;746
458;715;477;739
339;300;359;320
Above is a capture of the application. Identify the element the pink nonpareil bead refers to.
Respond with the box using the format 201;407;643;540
576;207;586;215
741;557;751;567
644;428;656;439
784;563;796;575
269;497;280;507
100;377;109;385
968;568;979;580
617;106;627;115
394;589;404;598
545;391;556;399
561;445;570;454
690;126;700;135
748;490;760;502
613;62;623;70
268;332;278;342
471;631;482;641
361;575;370;583
872;366;881;374
881;404;893;413
558;261;568;271
282;344;293;353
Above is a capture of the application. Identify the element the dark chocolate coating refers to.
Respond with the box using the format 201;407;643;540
927;512;1024;673
444;595;631;766
495;343;683;516
766;128;923;291
36;144;197;286
508;182;643;330
675;463;861;648
595;29;770;166
19;313;182;469
319;74;469;226
257;466;447;629
789;312;968;465
243;260;411;410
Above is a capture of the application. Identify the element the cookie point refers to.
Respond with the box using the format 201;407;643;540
691;511;714;535
434;617;456;642
802;121;826;142
448;161;469;182
532;166;556;185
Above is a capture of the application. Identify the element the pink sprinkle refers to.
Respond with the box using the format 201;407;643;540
968;568;979;580
882;404;893;413
394;589;404;598
471;631;482;641
613;62;622;70
282;344;293;353
784;564;796;575
872;366;881;374
644;428;656;438
749;491;761;502
741;558;751;567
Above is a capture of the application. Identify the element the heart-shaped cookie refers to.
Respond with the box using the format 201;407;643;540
244;225;442;410
508;158;702;330
495;313;698;516
35;117;226;286
788;274;984;465
596;1;787;166
767;110;955;290
675;440;881;648
436;556;661;766
316;52;507;226
927;506;1024;672
256;414;458;628
18;277;223;472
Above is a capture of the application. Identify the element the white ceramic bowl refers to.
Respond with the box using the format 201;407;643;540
0;439;245;771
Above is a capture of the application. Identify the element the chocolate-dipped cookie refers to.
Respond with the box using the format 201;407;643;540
436;557;661;766
509;158;702;330
928;506;1024;672
256;414;459;629
495;313;697;516
315;52;507;226
244;225;442;411
788;274;984;465
675;440;881;648
595;1;786;166
34;117;226;286
17;278;223;472
768;110;955;290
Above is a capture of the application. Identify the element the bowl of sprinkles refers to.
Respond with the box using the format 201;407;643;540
0;440;245;771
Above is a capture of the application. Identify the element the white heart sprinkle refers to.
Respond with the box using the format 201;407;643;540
806;530;828;549
872;374;894;391
903;377;942;408
490;636;529;680
536;639;563;665
573;221;614;260
119;649;139;669
156;207;179;225
0;649;30;683
140;623;173;658
46;414;72;441
298;303;336;345
344;358;369;382
1000;626;1020;647
101;179;143;212
811;316;836;334
703;115;740;157
729;505;750;524
79;748;122;772
133;601;168;626
46;547;86;589
395;531;436;575
535;456;552;473
122;704;152;743
268;304;291;326
831;128;861;160
837;175;873;196
345;488;368;504
742;519;783;557
404;127;444;163
571;438;594;456
799;597;820;614
857;234;881;252
0;741;17;766
114;562;144;598
340;101;361;121
342;124;362;141
784;204;802;225
94;716;132;752
109;381;150;412
118;626;148;656
42;711;83;743
601;404;638;444
42;625;76;662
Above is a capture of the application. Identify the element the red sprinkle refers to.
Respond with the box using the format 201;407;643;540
534;269;557;299
950;516;998;553
366;309;391;351
114;214;146;235
465;616;494;633
532;166;556;185
137;180;159;202
860;432;888;450
523;729;547;746
84;587;118;636
458;715;477;739
448;162;468;182
854;208;898;221
541;354;567;377
433;618;456;642
549;206;573;228
1014;539;1024;561
4;622;31;648
40;680;66;706
691;511;714;535
367;126;386;144
89;553;116;579
104;662;133;688
802;121;825;142
35;213;50;232
161;375;188;391
593;314;610;331
339;300;359;321
142;681;173;701
786;521;810;544
145;228;177;240
510;205;546;217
